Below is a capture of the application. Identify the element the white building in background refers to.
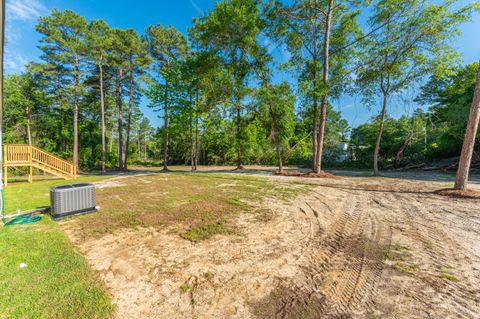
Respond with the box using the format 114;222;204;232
324;142;350;163
337;142;349;162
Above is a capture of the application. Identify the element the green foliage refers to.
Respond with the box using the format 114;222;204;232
256;82;296;167
5;2;478;172
351;110;428;168
417;63;480;159
191;0;263;167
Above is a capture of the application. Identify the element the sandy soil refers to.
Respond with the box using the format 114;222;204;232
63;172;480;319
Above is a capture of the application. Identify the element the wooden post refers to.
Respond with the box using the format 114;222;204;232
28;145;32;183
2;146;5;187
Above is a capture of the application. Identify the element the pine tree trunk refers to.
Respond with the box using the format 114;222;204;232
454;66;480;190
277;149;283;173
190;97;195;171
109;126;114;153
236;103;244;169
73;55;80;171
137;130;141;161
25;106;32;145
116;66;124;171
312;53;318;171
194;89;199;171
99;57;106;174
373;92;389;176
312;92;319;171
275;132;283;173
315;0;334;174
124;62;135;171
163;80;169;171
194;110;199;170
144;135;147;162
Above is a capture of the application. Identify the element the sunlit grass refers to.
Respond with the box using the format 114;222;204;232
3;175;111;214
0;217;114;319
0;175;116;319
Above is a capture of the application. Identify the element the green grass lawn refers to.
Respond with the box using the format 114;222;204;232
0;176;115;319
73;172;307;240
3;175;111;213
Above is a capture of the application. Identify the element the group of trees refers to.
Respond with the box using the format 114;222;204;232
351;62;480;173
3;0;479;179
4;10;154;172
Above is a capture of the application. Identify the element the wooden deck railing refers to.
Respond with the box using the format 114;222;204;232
3;144;31;165
31;146;76;177
3;144;76;184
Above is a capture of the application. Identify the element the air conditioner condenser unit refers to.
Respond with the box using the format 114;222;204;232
50;183;98;220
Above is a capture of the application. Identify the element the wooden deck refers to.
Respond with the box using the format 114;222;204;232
3;144;76;186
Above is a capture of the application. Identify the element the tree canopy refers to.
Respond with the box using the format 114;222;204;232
3;1;479;174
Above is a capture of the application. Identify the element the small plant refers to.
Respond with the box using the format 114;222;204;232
439;267;459;282
383;247;396;260
383;244;409;260
203;271;214;281
393;262;418;274
180;283;193;293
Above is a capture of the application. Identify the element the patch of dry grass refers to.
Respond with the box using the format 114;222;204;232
72;173;305;240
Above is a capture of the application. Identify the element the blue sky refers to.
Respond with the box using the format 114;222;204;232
4;0;480;129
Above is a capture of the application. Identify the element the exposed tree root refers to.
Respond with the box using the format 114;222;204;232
273;170;338;179
435;188;480;199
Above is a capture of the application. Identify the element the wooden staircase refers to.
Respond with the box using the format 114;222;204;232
3;144;76;186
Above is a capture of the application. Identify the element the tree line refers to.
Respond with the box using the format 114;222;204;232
3;0;479;177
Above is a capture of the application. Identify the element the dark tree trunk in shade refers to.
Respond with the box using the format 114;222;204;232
373;92;389;176
394;134;412;169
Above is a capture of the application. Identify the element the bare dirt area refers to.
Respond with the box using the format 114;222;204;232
61;171;480;319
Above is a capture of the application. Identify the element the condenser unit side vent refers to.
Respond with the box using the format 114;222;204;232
50;183;97;220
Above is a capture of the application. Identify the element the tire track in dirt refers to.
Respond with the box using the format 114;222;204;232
315;193;390;318
271;194;360;318
375;192;480;319
405;196;480;319
269;190;391;319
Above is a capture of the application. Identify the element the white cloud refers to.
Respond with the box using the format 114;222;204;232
4;49;29;73
6;0;47;21
190;0;204;15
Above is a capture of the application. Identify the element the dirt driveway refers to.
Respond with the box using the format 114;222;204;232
62;172;480;319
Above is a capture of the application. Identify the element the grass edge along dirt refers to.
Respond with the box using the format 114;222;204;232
75;172;310;241
0;176;115;319
3;175;112;213
0;218;114;319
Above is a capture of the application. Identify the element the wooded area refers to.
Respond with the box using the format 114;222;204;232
3;0;479;176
